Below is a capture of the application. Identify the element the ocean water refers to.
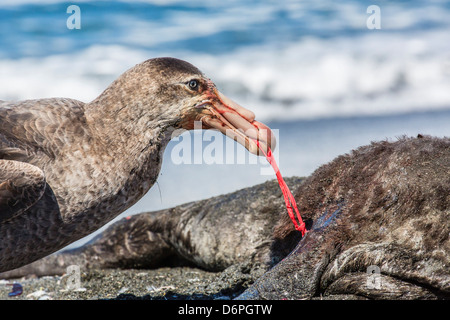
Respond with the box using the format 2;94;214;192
0;1;449;247
1;0;450;119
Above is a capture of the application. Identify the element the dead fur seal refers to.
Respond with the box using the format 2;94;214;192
239;135;449;299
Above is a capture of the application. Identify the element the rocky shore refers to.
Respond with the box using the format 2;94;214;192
1;263;259;300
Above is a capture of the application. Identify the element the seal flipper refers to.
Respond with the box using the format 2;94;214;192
0;213;178;278
238;237;449;300
69;213;178;270
0;160;46;223
321;242;450;299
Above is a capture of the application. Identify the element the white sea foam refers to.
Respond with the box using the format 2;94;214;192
1;28;449;121
196;31;450;121
1;0;449;120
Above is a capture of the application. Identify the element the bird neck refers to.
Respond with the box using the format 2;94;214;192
57;96;178;224
84;73;182;152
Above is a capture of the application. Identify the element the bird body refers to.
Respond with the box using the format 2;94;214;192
0;97;168;271
0;58;275;272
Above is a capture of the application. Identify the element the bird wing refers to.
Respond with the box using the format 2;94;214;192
0;98;87;163
0;98;87;222
0;159;46;223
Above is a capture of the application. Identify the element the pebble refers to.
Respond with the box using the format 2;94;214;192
26;290;48;299
1;265;256;300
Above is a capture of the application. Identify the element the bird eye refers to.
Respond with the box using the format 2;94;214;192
188;79;199;90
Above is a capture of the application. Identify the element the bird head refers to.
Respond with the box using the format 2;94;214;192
140;57;276;156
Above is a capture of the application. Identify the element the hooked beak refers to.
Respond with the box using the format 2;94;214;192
198;88;276;156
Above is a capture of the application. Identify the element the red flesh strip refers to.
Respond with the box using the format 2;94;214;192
255;140;307;237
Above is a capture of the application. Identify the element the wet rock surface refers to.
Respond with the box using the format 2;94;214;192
1;263;262;300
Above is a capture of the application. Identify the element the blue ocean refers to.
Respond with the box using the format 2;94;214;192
1;0;449;247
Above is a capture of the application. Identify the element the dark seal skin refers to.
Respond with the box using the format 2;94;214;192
2;135;448;300
0;58;275;273
238;135;449;300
